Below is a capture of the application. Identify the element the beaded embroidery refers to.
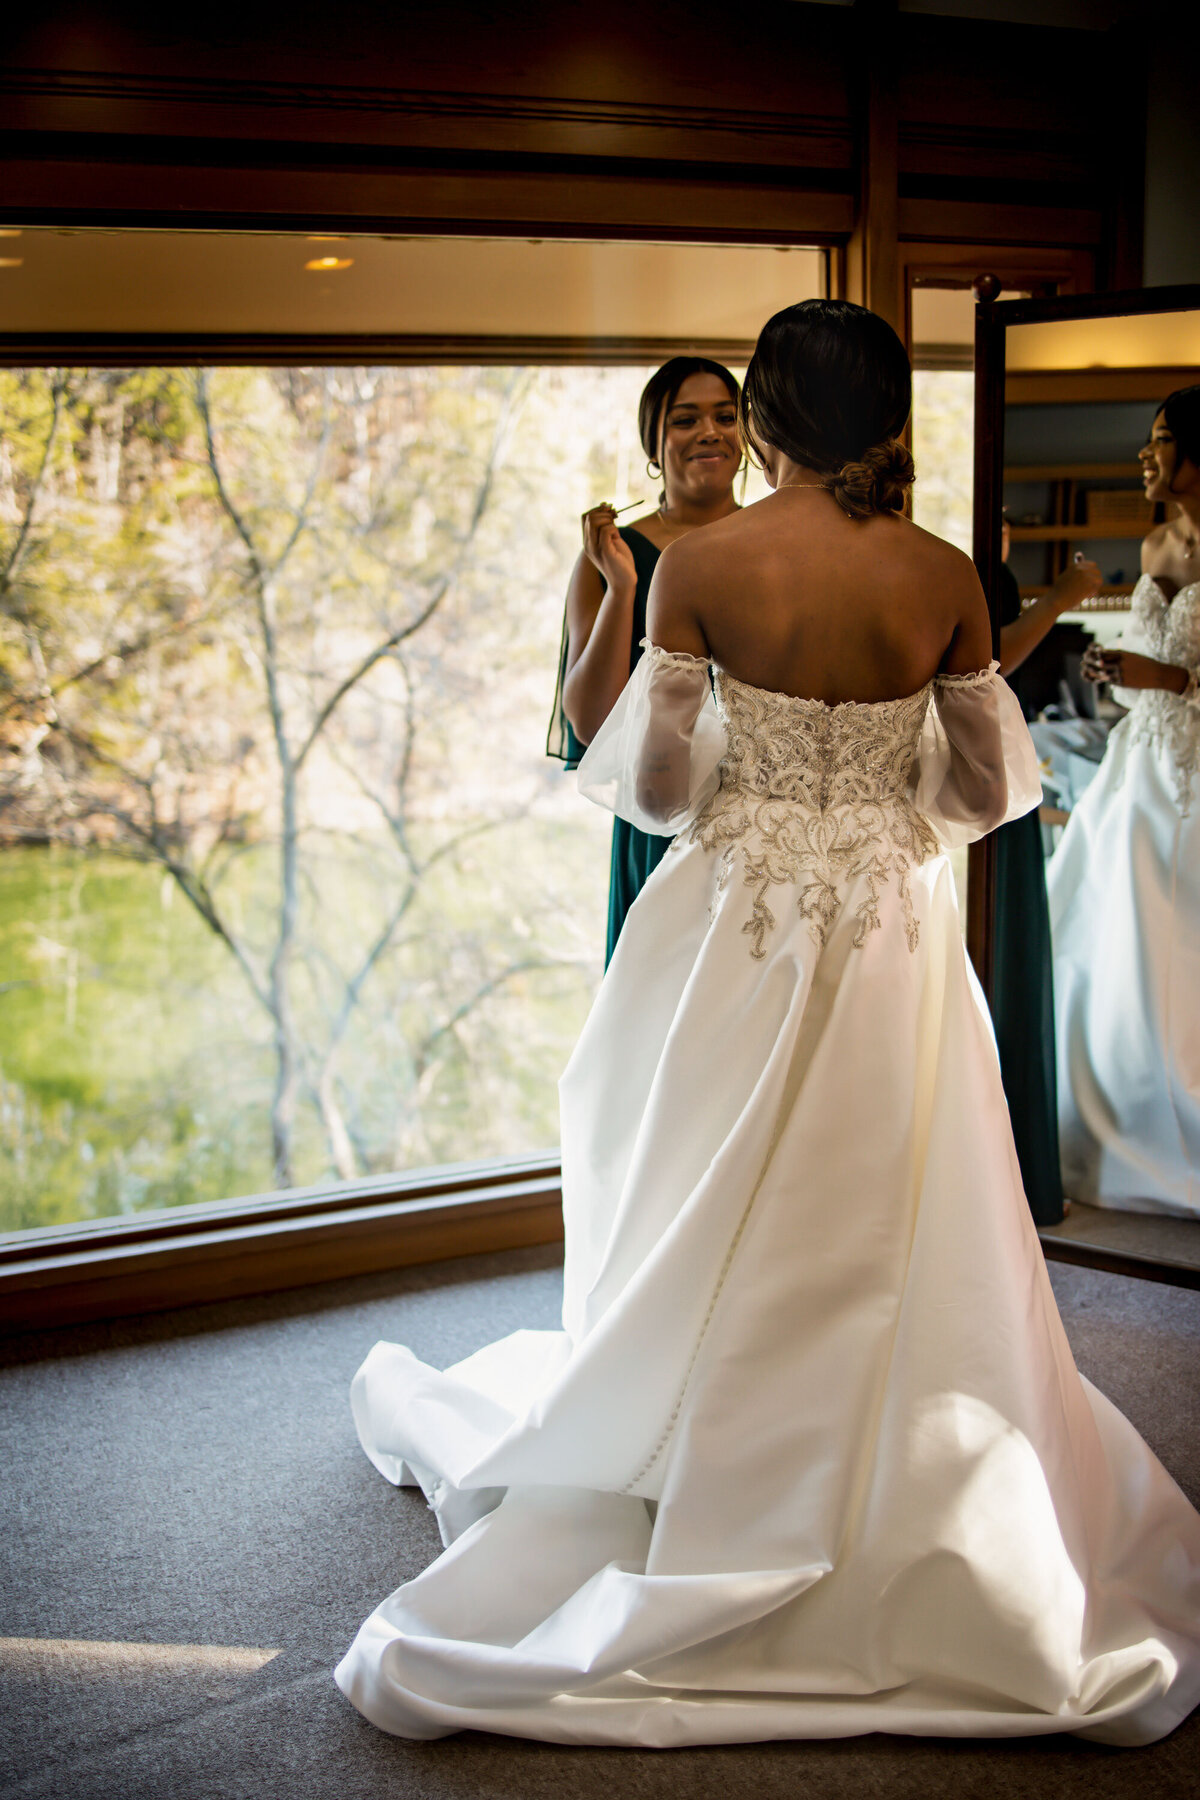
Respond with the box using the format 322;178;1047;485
689;672;941;957
1120;577;1200;815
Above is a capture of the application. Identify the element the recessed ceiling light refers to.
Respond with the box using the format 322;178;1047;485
0;258;24;269
305;256;354;271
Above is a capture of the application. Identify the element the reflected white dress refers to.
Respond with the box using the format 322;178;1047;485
1048;575;1200;1215
336;645;1200;1747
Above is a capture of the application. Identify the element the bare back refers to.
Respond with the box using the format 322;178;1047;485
647;489;992;704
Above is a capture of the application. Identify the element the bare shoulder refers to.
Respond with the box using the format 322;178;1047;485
652;511;744;588
1141;521;1171;570
893;515;981;591
883;518;990;673
645;525;734;654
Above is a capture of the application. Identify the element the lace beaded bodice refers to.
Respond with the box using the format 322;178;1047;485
1121;576;1200;813
576;642;1040;962
689;672;941;958
711;671;935;812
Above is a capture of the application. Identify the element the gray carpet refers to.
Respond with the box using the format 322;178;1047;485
1;1248;1197;1800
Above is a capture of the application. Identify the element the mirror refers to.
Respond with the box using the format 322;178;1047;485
978;287;1200;1288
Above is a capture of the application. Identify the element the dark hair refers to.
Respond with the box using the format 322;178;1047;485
741;298;914;520
1153;386;1200;471
637;357;741;467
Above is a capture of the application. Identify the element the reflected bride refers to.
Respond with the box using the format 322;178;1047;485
335;304;1200;1748
1049;385;1200;1216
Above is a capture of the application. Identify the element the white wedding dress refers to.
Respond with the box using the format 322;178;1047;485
336;645;1200;1747
1048;575;1200;1215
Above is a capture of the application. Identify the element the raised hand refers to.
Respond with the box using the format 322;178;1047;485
1049;555;1104;612
582;503;638;593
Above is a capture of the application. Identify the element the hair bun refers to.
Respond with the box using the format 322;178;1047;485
827;437;915;520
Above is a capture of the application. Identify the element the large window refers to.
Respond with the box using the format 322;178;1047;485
0;231;827;1247
0;235;987;1249
0;362;689;1231
0;353;982;1236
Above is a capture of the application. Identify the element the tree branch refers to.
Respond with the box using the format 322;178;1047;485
0;373;65;600
291;369;526;775
194;372;266;585
271;371;332;580
57;723;273;1018
416;957;550;1067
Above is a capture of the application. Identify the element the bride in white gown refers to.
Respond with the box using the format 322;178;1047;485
1049;387;1200;1216
336;304;1200;1747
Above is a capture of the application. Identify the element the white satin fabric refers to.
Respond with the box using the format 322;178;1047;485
336;650;1200;1747
1048;575;1200;1215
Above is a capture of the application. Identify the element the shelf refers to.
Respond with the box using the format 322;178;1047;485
1008;523;1147;541
1018;586;1132;610
1004;463;1140;482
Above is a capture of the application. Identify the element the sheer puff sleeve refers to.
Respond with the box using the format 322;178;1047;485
912;661;1043;849
576;640;726;836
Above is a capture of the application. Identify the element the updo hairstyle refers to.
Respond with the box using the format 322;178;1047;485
637;356;742;469
1154;385;1200;473
740;299;915;520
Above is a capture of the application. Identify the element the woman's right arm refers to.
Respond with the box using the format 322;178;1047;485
998;557;1102;677
924;554;1019;836
561;507;640;747
939;554;995;678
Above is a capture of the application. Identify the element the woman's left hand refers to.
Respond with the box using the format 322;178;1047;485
1081;645;1186;691
1081;643;1118;684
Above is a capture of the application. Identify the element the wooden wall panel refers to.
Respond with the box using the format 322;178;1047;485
4;2;850;128
0;157;853;240
0;1;1141;286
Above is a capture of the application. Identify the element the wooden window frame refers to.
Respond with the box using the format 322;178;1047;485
0;300;798;1334
0;1153;566;1333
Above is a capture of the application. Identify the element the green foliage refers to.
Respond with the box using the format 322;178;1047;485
0;363;652;1229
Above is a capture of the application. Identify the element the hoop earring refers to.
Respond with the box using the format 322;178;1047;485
646;458;661;479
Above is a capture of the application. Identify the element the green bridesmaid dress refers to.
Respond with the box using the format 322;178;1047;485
991;564;1065;1226
548;527;670;966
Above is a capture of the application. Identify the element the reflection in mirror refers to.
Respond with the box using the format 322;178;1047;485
994;308;1200;1275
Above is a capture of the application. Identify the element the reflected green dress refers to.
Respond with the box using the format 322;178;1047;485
992;565;1064;1226
548;527;669;966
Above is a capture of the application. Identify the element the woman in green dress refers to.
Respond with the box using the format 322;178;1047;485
993;534;1102;1224
548;358;743;963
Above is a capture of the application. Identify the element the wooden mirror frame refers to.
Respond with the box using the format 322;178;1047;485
972;281;1200;1291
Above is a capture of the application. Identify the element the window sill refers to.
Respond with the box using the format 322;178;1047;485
0;1154;563;1335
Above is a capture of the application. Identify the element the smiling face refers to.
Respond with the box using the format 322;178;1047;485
657;373;741;506
1140;411;1200;504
